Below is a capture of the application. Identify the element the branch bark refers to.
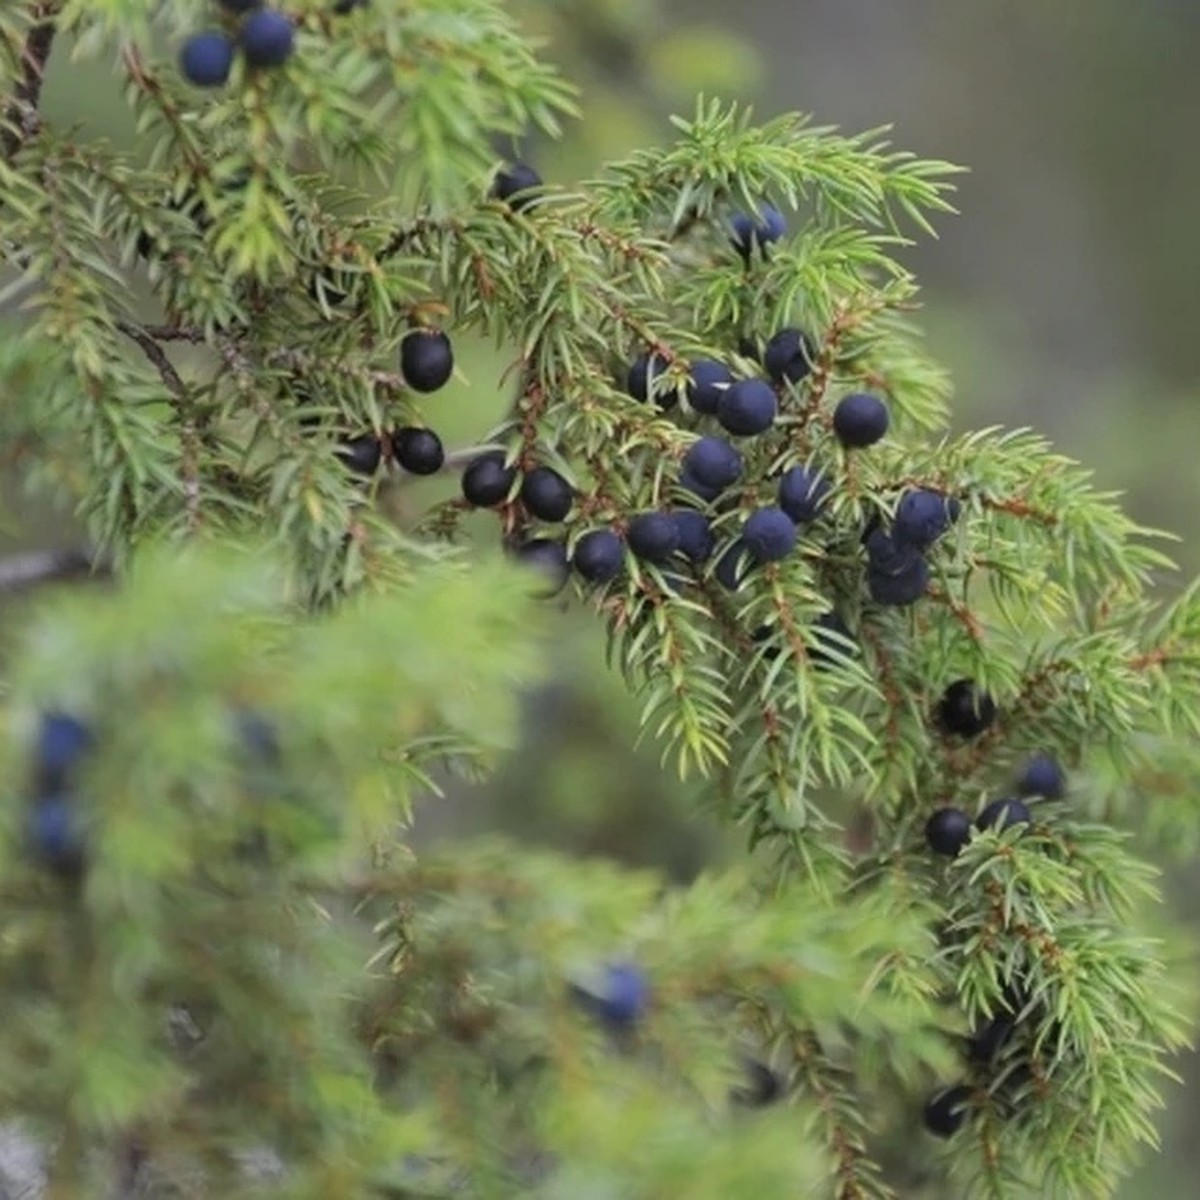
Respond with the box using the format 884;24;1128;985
0;547;111;595
1;1;63;161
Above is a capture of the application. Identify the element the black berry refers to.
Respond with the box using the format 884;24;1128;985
923;1085;972;1138
461;451;516;507
714;539;754;591
730;1058;784;1107
743;507;796;563
626;513;679;564
28;795;86;880
936;680;996;738
717;378;776;437
925;808;972;857
337;433;381;477
520;466;574;522
179;32;235;87
491;162;543;211
686;359;732;415
777;464;829;523
400;330;454;393
966;1015;1015;1064
865;529;928;606
894;488;960;548
730;204;786;260
1016;753;1065;800
763;328;816;385
977;797;1033;832
392;427;444;475
332;0;369;11
683;436;743;492
833;393;889;448
513;538;569;597
572;530;624;583
672;510;715;565
218;0;261;11
627;352;671;408
239;9;295;68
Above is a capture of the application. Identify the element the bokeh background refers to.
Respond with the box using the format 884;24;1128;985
5;0;1199;1193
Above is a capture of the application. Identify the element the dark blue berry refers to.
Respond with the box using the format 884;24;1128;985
977;797;1032;832
1016;753;1065;800
833;393;889;448
777;464;829;523
491;162;543;211
239;9;295;68
717;379;776;437
730;204;787;259
678;467;722;504
936;680;996;738
461;451;516;507
179;32;235;87
864;527;920;576
743;507;796;563
572;529;624;583
391;427;445;475
925;808;972;857
686;359;732;415
763;328;816;385
28;795;86;879
867;554;929;606
400;330;454;393
894;489;959;548
966;1015;1015;1063
594;962;649;1026
627;352;671;408
35;712;92;790
626;513;679;564
513;538;569;597
520;466;574;522
672;510;715;565
730;1058;784;1107
683;436;743;491
234;709;279;764
923;1085;972;1138
337;433;381;477
715;539;754;591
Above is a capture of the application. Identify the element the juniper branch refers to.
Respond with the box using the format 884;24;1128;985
0;1;61;162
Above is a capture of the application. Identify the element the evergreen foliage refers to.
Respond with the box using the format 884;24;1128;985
2;2;1199;1197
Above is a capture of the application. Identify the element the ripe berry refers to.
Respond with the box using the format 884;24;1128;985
966;1015;1016;1063
715;539;754;591
683;436;743;492
717;378;776;437
391;427;445;475
28;795;86;880
35;712;92;790
672;510;715;565
627;352;671;408
810;611;855;669
894;488;960;548
777;464;829;523
763;328;816;385
337;433;381;477
519;466;574;522
737;333;763;363
239;9;295;68
679;467;721;504
923;1085;972;1138
461;451;516;507
868;555;929;606
936;680;996;739
833;393;889;448
1016;753;1065;800
925;808;972;857
400;329;454;393
686;359;732;415
513;539;569;597
626;513;679;564
730;204;786;259
730;1058;784;1107
179;32;235;87
572;529;624;583
491;162;543;211
977;797;1033;832
743;507;796;563
594;962;650;1027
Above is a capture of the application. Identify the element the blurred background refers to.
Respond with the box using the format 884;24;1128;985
6;0;1200;1193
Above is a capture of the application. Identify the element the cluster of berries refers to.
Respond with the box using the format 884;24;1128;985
180;1;312;88
24;713;93;882
336;329;453;479
917;678;1069;1136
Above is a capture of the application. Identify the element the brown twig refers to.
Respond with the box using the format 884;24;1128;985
1;1;62;161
